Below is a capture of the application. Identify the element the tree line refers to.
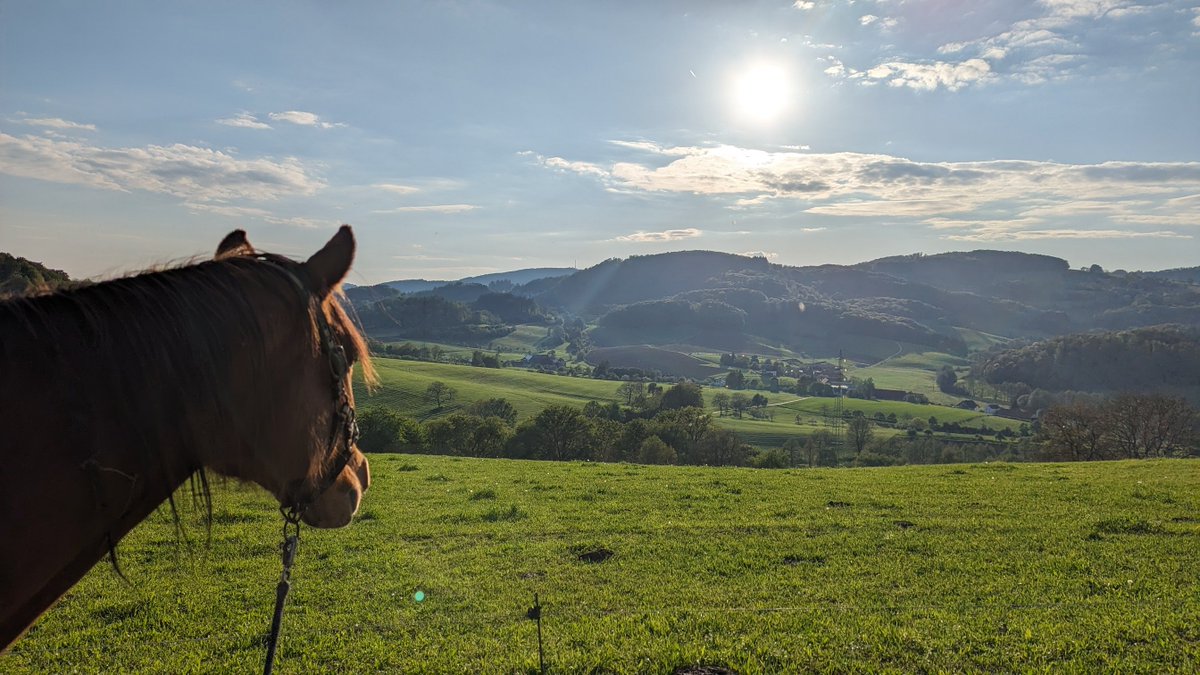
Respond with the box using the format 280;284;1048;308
1038;393;1197;461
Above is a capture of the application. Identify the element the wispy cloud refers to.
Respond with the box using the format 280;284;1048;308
792;1;815;9
830;1;1187;92
534;141;1200;243
740;250;780;259
371;204;478;214
944;229;1188;242
11;117;97;132
268;110;346;129
859;14;898;29
217;112;271;130
0;132;324;203
373;182;421;195
615;228;702;242
183;202;325;228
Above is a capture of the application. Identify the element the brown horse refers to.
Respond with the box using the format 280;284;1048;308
0;226;376;650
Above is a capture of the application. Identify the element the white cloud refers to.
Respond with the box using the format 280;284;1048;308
0;132;324;203
615;228;702;242
740;251;780;259
944;228;1188;241
793;1;815;9
534;141;1200;242
867;58;994;91
371;204;478;214
217;112;271;130
858;13;899;29
183;202;325;228
268;111;346;129
373;182;421;195
12;117;96;132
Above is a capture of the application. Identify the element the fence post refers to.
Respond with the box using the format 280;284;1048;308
526;592;545;674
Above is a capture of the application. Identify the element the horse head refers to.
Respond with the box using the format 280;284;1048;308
210;226;375;528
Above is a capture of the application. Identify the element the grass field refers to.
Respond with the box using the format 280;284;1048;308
8;457;1199;673
359;359;1024;450
356;358;626;422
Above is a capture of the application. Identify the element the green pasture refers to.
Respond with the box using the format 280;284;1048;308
490;324;563;353
357;358;625;422
8;457;1199;673
780;397;1026;431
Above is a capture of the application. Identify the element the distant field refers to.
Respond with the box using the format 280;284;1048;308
356;359;1023;447
9;457;1199;673
585;346;723;380
356;358;625;421
489;324;562;353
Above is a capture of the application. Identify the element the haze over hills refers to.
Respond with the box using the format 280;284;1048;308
343;248;1200;368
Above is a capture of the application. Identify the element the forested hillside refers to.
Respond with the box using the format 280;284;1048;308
345;248;1200;365
974;324;1200;396
0;253;71;297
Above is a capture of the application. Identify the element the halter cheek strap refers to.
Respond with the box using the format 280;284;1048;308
252;256;361;520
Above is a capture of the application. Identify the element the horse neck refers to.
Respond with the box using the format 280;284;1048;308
0;275;249;649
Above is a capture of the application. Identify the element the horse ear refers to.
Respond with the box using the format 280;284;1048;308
215;230;253;258
304;225;356;295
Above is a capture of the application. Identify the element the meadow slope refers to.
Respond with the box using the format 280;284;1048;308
7;457;1199;673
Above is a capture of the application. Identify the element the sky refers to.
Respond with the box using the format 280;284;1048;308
1;0;1198;284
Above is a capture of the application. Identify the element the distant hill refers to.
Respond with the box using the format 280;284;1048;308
975;324;1200;398
460;267;575;288
503;248;1198;359
0;253;72;297
376;267;576;296
381;279;449;294
346;248;1199;364
1144;267;1200;284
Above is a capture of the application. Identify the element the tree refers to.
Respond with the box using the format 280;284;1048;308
519;405;595;461
711;392;731;416
357;408;423;453
661;382;704;410
730;393;751;418
1039;401;1109;461
753;448;790;468
1105;393;1196;459
424;414;477;454
936;366;959;394
464;397;518;426
783;438;803;467
725;370;745;390
426;381;455;408
466;416;512;458
697;428;752;466
750;393;769;408
638;435;676;465
653;407;713;464
847;414;874;455
616;381;646;406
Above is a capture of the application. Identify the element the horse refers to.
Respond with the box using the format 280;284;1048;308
0;225;377;651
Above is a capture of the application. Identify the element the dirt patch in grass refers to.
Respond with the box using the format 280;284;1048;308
569;543;614;563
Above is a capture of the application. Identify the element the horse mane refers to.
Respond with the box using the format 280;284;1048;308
0;251;376;539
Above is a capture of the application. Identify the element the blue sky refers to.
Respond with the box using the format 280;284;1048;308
1;0;1197;283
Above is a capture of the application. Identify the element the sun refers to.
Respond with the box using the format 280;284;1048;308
732;62;791;124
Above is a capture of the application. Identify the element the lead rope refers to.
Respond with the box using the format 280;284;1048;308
263;510;301;675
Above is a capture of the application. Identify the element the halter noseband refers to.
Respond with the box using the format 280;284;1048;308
254;255;360;522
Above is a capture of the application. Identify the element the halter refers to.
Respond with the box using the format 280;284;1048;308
254;255;361;522
255;255;361;675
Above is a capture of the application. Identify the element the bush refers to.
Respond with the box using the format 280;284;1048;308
752;448;790;469
357;408;424;453
852;452;902;467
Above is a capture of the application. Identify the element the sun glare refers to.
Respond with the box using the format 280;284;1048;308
733;62;791;124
